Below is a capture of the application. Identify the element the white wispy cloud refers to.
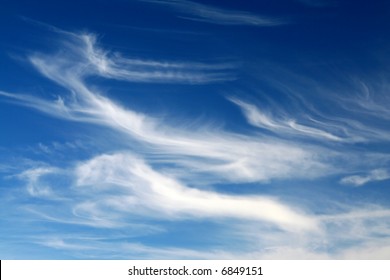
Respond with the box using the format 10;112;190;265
230;85;390;143
1;88;331;184
74;153;319;232
10;161;390;259
230;98;344;141
340;169;390;186
34;234;249;259
85;33;235;83
335;81;390;121
141;0;285;26
28;32;233;85
37;237;95;251
236;205;390;259
0;31;333;184
33;205;390;259
18;167;59;198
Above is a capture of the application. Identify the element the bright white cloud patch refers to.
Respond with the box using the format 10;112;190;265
74;153;319;232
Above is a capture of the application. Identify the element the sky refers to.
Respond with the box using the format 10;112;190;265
0;0;390;259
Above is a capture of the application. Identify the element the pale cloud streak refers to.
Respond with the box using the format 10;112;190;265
29;32;233;85
82;33;235;84
74;153;319;232
18;167;59;198
230;89;390;143
0;31;333;184
141;0;285;26
336;81;390;121
32;203;390;259
340;169;390;186
230;98;344;141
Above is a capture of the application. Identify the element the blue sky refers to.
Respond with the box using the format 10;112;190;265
1;0;390;259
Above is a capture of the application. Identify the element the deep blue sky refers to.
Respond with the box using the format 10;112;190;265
1;0;390;259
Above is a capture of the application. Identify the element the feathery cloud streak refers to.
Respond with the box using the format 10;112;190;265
75;153;319;232
340;169;390;186
141;0;285;26
0;29;330;233
33;32;233;85
230;98;344;142
0;30;332;184
230;83;390;143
